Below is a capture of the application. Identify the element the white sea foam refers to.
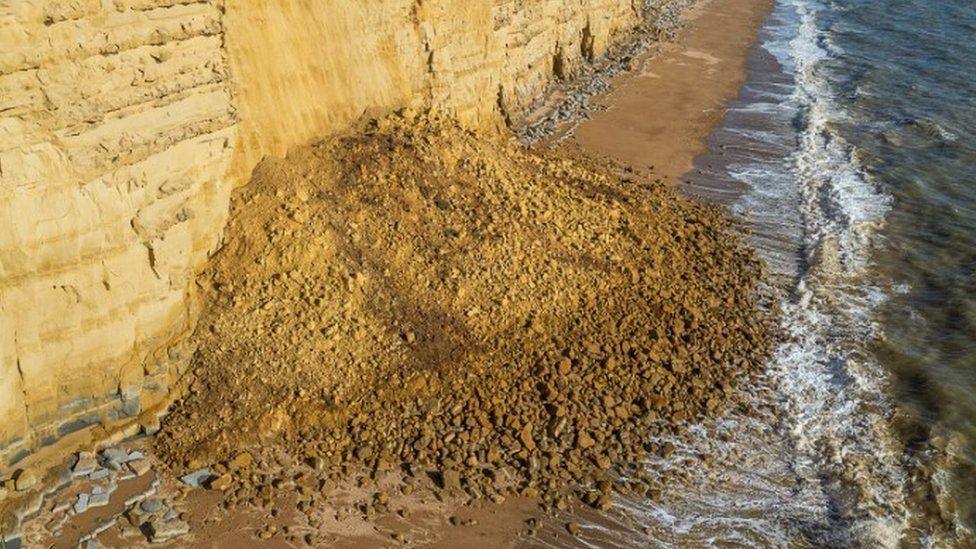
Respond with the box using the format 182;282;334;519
746;0;909;545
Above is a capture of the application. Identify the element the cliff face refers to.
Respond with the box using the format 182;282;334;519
0;0;654;468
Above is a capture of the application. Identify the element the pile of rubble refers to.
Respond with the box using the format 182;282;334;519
148;114;771;538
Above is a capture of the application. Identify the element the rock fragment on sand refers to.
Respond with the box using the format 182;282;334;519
145;518;190;542
75;493;90;514
13;468;37;491
141;498;164;513
73;452;98;477
180;468;212;488
129;458;152;476
207;474;233;491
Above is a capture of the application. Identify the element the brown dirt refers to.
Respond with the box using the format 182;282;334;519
151;112;771;538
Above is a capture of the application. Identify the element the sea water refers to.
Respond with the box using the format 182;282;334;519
676;0;976;545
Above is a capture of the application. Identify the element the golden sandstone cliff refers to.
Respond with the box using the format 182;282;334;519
0;0;668;471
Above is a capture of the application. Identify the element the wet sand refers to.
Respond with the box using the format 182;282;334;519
566;0;774;180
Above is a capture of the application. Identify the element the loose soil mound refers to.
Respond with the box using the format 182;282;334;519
154;114;770;513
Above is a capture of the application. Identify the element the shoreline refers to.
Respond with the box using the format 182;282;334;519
565;0;774;181
7;1;775;547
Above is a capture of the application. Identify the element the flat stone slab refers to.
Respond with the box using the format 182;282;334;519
140;499;164;513
145;518;189;542
179;468;212;488
73;453;98;477
74;493;90;514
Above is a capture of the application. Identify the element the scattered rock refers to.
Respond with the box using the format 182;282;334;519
144;518;190;542
74;493;90;514
141;499;164;513
13;469;37;491
180;468;212;488
207;474;233;491
129;458;152;476
73;453;98;477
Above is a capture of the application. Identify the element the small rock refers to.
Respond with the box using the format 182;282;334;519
566;522;581;536
89;491;111;508
180;468;212;488
74;493;90;514
229;452;253;471
145;519;190;542
207;474;233;491
141;499;164;513
13;469;37;491
73;453;98;477
101;447;130;466
438;468;461;491
89;468;109;481
129;458;152;476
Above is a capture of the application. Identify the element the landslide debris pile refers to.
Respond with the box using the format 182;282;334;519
154;114;770;514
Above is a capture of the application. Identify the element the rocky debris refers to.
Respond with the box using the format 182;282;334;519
153;116;771;527
143;517;190;543
74;493;91;514
73;452;98;477
122;492;189;544
5;441;186;548
180;468;212;488
129;458;153;477
13;468;37;492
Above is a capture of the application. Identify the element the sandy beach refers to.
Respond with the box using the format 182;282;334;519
568;0;773;180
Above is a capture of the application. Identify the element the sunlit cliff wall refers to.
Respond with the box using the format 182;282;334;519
0;0;653;469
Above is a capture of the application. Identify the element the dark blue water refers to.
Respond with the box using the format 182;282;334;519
818;0;976;542
829;0;976;533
